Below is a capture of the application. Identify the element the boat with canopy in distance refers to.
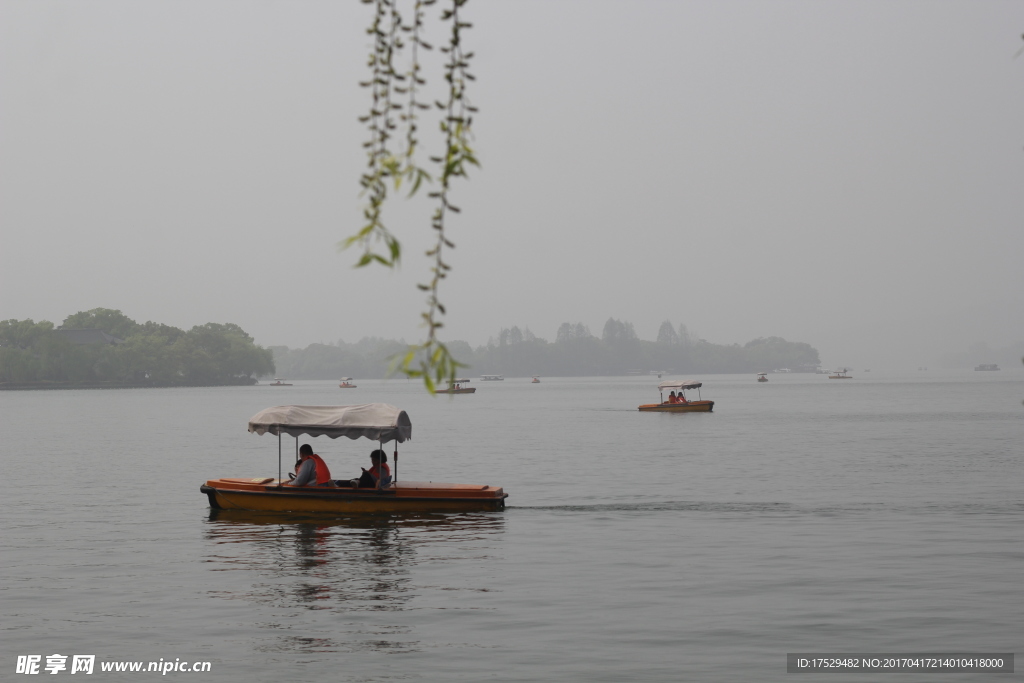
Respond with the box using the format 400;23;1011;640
268;378;292;386
200;404;507;513
757;372;768;382
438;379;476;394
338;377;357;388
638;380;714;412
829;368;853;379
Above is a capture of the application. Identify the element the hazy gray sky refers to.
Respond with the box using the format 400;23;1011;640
2;1;1022;369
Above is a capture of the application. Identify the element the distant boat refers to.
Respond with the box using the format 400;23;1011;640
480;375;504;381
339;377;357;388
638;380;714;413
829;369;852;379
438;379;476;394
773;368;791;373
269;378;292;386
974;364;1000;371
757;372;768;383
531;376;540;383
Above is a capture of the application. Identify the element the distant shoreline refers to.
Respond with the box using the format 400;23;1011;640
0;380;257;391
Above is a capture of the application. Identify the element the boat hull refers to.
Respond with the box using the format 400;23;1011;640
201;479;506;513
638;400;714;412
439;387;476;394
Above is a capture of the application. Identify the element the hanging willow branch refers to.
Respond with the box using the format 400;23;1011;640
397;0;434;195
398;0;479;391
346;0;477;394
343;0;404;267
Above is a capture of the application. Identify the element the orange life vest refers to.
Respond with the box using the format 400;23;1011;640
369;462;391;482
309;453;331;484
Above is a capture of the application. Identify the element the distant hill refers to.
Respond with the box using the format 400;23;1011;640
270;320;820;379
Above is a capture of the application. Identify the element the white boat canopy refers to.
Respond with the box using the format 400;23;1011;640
451;378;472;383
658;380;702;390
248;404;412;442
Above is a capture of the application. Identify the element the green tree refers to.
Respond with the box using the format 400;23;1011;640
0;318;54;349
60;308;141;339
656;320;679;345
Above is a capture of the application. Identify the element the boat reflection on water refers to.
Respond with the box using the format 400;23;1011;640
202;509;506;654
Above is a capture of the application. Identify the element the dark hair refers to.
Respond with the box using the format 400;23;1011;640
370;449;387;463
299;444;313;455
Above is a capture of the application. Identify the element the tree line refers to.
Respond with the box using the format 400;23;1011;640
271;319;821;379
0;308;274;387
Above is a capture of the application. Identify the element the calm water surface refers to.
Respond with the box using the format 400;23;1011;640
3;371;1022;681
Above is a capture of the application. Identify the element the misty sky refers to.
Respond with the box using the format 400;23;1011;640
2;1;1022;369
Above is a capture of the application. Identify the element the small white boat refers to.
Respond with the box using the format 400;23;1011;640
269;378;292;386
531;376;540;383
480;375;504;381
339;377;357;388
757;372;768;383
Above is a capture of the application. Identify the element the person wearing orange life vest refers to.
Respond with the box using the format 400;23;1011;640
359;449;392;488
333;449;393;488
666;391;678;404
286;444;332;487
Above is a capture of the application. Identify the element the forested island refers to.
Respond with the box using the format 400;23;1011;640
271;319;821;379
0;309;273;388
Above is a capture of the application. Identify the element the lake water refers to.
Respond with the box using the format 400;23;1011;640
3;371;1022;681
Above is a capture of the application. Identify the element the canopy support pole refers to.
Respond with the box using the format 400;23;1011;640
378;439;383;489
277;431;282;488
394;443;398;484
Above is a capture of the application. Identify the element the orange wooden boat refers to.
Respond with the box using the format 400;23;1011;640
200;404;507;513
638;380;714;412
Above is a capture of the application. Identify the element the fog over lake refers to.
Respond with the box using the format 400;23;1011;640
2;1;1023;370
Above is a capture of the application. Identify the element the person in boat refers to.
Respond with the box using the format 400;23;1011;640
336;449;393;488
677;391;688;404
666;391;678;404
286;444;332;487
